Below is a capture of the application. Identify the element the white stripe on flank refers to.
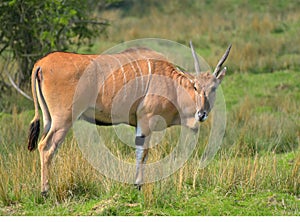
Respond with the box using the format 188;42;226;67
136;60;144;92
101;69;105;97
144;59;152;95
147;59;152;75
124;53;138;97
90;58;105;102
108;55;126;96
111;61;116;96
102;58;115;98
134;50;145;92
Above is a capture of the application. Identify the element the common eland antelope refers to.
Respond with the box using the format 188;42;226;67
27;42;231;195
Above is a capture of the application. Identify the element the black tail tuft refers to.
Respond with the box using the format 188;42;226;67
27;119;40;151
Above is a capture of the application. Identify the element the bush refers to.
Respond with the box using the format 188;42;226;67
0;0;109;88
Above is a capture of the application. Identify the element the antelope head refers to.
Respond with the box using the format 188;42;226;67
189;41;232;122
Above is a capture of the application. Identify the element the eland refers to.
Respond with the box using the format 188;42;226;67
27;41;231;195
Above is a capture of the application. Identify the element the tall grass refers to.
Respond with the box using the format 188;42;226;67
92;0;300;74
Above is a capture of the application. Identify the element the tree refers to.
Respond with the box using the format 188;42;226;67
0;0;109;91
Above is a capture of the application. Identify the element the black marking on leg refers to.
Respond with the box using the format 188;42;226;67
135;135;145;146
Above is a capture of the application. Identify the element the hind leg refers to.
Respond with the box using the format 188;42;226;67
38;121;71;195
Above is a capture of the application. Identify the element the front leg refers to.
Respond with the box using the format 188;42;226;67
134;125;150;189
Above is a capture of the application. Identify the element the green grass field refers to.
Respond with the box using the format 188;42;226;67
0;0;299;216
0;71;299;216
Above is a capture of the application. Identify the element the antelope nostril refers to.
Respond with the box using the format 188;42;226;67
198;111;206;117
198;111;207;122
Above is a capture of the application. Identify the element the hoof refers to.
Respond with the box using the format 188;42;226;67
41;191;49;197
134;184;142;191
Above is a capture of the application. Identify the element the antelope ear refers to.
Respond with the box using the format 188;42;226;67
216;67;227;83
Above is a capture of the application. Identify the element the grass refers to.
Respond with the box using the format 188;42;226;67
0;71;299;216
0;0;299;216
88;0;300;74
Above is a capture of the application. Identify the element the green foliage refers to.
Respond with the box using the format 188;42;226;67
0;0;108;87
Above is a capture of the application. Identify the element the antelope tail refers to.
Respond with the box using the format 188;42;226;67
27;67;41;151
